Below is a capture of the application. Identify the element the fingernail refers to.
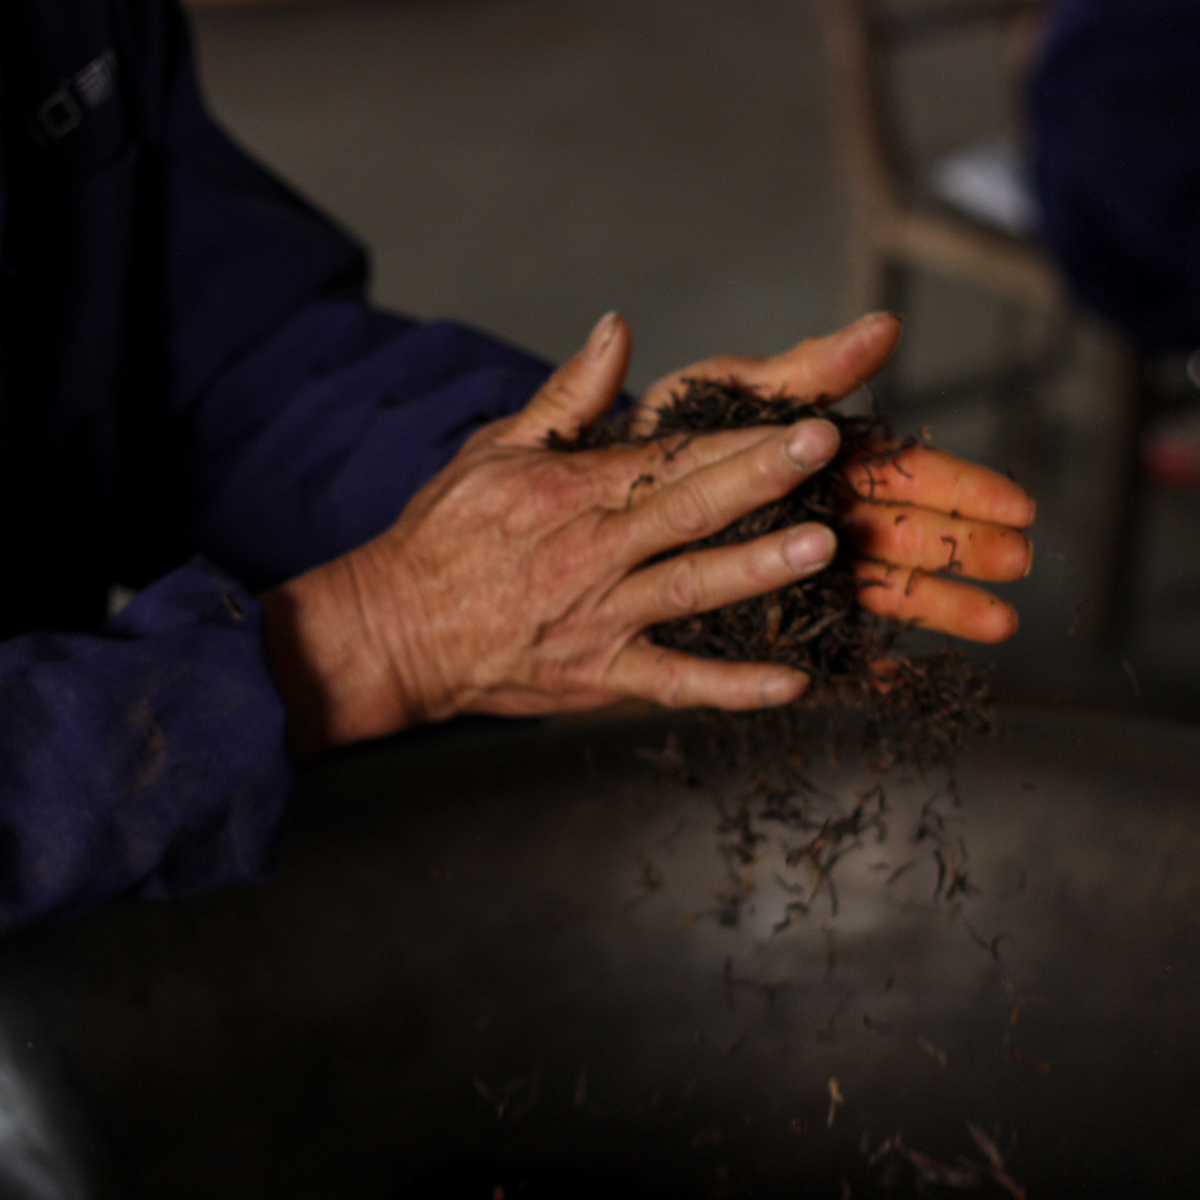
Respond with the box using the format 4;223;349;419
847;310;897;336
860;309;897;326
1023;539;1035;578
782;523;837;573
833;311;902;357
583;310;619;360
760;670;807;706
786;418;840;469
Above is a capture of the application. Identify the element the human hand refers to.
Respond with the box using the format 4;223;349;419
842;441;1034;643
261;311;1033;759
261;312;857;756
636;312;1035;644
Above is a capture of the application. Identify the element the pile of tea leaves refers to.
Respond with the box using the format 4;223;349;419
547;378;991;773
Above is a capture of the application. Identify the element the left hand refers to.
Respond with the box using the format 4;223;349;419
635;312;1035;644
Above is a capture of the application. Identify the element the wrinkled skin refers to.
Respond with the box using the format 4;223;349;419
261;312;1034;758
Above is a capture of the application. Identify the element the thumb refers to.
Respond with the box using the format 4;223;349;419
502;311;631;446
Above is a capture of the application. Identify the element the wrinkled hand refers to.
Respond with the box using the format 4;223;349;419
261;311;1033;758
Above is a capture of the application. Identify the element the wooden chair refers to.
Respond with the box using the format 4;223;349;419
818;0;1069;396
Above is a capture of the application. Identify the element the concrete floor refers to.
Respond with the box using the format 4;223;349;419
190;0;1200;722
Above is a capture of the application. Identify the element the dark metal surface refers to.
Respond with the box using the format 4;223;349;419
1;706;1198;1198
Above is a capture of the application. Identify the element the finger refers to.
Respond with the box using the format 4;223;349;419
502;311;632;447
612;523;837;628
610;637;810;709
635;311;901;431
844;501;1033;582
725;311;902;400
845;445;1036;529
614;418;841;565
855;559;1018;643
593;424;805;510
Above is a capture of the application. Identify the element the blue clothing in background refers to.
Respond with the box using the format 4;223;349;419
0;0;552;932
1029;0;1200;350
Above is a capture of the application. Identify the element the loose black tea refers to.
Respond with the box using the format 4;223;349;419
549;377;992;773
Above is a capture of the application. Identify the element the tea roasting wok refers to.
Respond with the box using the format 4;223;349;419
0;706;1197;1198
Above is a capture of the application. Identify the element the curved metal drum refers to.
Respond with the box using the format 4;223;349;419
1;707;1198;1198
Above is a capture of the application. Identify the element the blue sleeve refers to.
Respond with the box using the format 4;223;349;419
1028;0;1200;350
182;302;554;591
0;559;291;934
0;0;556;934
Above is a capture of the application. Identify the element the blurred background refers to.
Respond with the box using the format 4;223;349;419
185;0;1200;721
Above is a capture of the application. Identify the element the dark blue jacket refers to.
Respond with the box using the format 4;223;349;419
0;0;552;931
1029;0;1200;350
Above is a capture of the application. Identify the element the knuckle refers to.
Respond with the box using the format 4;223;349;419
753;445;789;489
871;591;902;620
544;377;583;416
858;565;904;617
542;365;585;408
660;481;712;540
893;516;922;562
655;657;689;709
526;377;585;435
592;509;628;563
500;458;598;536
662;556;701;614
746;539;780;588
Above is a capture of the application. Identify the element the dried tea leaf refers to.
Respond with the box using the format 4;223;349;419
550;378;992;770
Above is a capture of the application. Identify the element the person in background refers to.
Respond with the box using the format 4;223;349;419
1028;0;1200;485
0;0;1034;935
